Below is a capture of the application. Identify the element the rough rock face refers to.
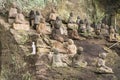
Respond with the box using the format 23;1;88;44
0;17;120;80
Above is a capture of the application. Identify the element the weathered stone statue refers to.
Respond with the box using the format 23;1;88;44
109;26;117;41
29;10;35;27
67;12;78;30
54;17;67;36
8;2;18;24
96;52;113;73
67;13;80;40
86;23;94;35
72;47;87;68
66;39;77;57
76;16;81;26
101;23;109;37
51;17;64;42
96;22;102;35
37;18;51;35
13;9;30;30
52;49;67;67
49;8;58;28
80;23;87;33
34;11;43;30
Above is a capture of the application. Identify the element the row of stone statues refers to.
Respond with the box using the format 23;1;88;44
8;2;119;42
49;41;113;74
8;2;114;74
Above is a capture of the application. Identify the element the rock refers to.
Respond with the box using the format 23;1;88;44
67;23;78;30
10;29;29;44
96;67;114;74
13;23;30;31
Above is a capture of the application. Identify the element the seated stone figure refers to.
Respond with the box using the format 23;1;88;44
80;23;87;33
54;17;68;36
67;12;78;30
49;8;58;29
34;11;43;30
67;13;80;40
29;10;35;27
13;9;30;30
101;23;109;38
96;53;113;73
52;49;68;67
109;26;117;41
95;22;102;35
86;23;94;35
37;18;51;35
76;16;81;26
66;39;77;57
8;2;18;24
72;47;87;68
51;17;64;42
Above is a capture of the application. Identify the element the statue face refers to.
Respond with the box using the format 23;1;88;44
12;2;17;8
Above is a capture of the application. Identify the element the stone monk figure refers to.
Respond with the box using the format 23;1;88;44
37;18;51;35
49;8;58;29
8;2;18;24
13;9;30;31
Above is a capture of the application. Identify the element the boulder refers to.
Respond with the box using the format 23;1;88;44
13;23;30;31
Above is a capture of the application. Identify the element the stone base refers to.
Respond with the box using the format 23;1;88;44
37;48;50;53
68;23;78;30
8;19;15;24
96;67;114;74
13;23;30;31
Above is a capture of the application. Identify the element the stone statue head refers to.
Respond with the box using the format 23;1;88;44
51;8;56;13
78;47;83;52
68;39;74;45
56;16;61;21
12;2;17;8
99;52;107;59
36;10;40;15
17;8;22;13
53;48;59;54
70;12;73;17
77;16;80;19
41;18;45;23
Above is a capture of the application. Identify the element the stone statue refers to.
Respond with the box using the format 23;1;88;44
8;2;18;24
96;22;102;35
66;39;77;57
13;9;30;30
67;12;80;40
49;8;58;28
29;10;35;27
37;18;51;35
96;52;113;73
76;16;81;26
34;11;43;30
86;23;94;35
101;23;109;37
52;49;67;67
72;47;87;68
67;12;78;30
51;17;64;42
109;26;117;41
